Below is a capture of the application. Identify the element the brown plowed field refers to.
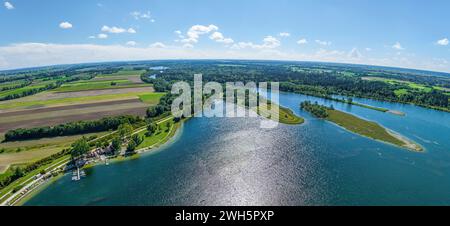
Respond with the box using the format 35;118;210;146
0;99;142;117
0;106;147;133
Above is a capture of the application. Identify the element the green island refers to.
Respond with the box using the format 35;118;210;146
230;93;304;125
1;60;449;205
300;101;422;152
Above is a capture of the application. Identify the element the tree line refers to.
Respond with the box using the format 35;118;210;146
0;80;32;92
149;62;449;111
0;148;71;190
0;75;96;102
300;101;331;118
0;83;60;101
4;115;144;142
146;93;176;118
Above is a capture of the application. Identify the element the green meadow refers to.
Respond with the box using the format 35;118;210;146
53;80;150;92
136;122;172;150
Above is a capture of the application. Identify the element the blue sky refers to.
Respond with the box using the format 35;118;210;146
1;0;449;72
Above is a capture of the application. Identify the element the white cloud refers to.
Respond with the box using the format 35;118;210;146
279;32;290;37
297;39;308;45
97;34;108;39
232;36;281;50
130;11;152;20
0;42;449;73
436;38;449;46
101;25;136;34
314;49;346;59
209;32;234;44
315;40;331;46
59;22;73;29
392;42;404;50
126;41;137;46
149;42;166;48
174;30;184;40
4;1;14;10
101;26;125;33
183;43;194;49
261;36;281;48
365;47;372;51
88;36;96;39
348;48;362;59
181;24;219;44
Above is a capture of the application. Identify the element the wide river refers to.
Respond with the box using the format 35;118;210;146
26;92;450;205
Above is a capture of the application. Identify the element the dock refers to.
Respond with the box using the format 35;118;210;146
72;167;86;181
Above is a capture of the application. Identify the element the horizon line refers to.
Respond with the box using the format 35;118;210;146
1;58;450;77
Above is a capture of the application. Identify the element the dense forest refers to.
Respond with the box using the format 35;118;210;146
0;80;32;92
1;60;449;111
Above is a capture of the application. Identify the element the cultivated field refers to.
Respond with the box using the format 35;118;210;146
0;68;163;173
0;98;157;133
0;132;107;173
362;76;450;97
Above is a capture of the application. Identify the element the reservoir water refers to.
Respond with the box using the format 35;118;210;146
25;92;450;205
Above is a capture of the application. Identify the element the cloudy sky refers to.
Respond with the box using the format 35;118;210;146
1;0;449;72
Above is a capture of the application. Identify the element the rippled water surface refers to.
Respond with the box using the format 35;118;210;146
26;92;450;205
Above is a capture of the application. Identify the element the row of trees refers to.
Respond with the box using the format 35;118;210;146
397;90;448;108
141;71;171;92
70;122;146;159
0;73;96;102
0;80;32;92
146;93;175;118
0;83;60;101
0;148;71;189
300;101;330;118
4;115;144;142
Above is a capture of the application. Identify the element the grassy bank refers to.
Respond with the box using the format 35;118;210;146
136;121;173;149
327;110;422;151
0;155;70;204
256;102;304;125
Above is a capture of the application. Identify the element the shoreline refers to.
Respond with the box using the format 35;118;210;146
15;118;185;206
14;173;64;206
324;114;423;152
387;110;406;116
13;97;424;205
